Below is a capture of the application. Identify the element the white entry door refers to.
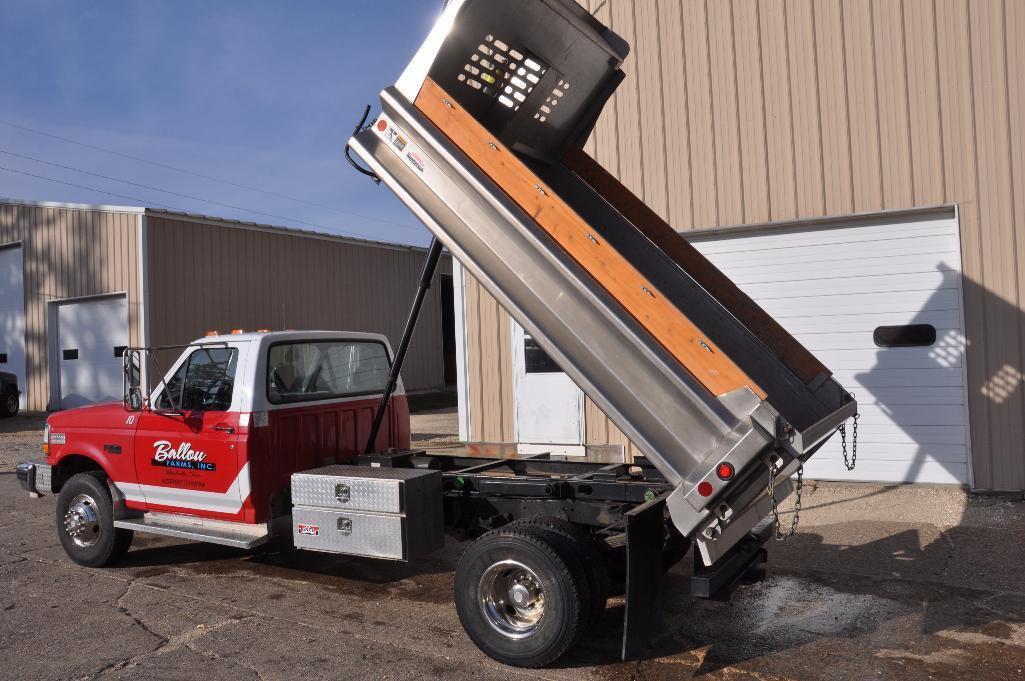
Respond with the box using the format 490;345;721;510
511;322;584;454
0;245;26;409
56;296;130;409
690;211;969;485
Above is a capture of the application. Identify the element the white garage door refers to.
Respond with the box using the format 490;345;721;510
690;211;969;485
0;245;26;409
56;296;130;409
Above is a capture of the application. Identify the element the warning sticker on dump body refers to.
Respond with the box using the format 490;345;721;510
374;116;429;177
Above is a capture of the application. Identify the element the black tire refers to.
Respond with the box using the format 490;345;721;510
507;517;609;631
56;471;133;567
454;527;588;668
0;389;17;417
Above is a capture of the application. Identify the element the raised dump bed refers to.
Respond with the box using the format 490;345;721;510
349;0;855;564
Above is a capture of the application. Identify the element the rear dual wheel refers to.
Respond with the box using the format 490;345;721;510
455;526;591;668
454;519;608;668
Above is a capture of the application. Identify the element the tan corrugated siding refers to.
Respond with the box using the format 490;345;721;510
461;273;514;442
144;215;449;393
0;204;141;411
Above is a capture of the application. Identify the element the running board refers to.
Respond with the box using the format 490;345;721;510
113;512;270;549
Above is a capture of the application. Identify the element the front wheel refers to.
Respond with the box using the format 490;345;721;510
56;472;133;567
454;527;588;668
0;390;17;417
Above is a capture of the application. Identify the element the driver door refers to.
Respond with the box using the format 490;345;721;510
133;347;245;517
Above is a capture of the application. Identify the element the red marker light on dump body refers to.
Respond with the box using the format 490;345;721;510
697;481;714;497
716;462;735;481
377;119;388;132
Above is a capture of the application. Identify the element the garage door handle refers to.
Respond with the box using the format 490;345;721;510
212;424;235;434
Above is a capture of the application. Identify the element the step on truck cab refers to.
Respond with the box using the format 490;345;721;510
19;0;859;669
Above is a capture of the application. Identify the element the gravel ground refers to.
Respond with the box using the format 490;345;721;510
3;413;1025;679
0;412;46;470
409;406;460;452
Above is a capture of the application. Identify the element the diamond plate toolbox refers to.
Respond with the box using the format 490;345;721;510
290;465;443;560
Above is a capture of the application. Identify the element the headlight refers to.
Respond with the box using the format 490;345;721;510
42;422;50;455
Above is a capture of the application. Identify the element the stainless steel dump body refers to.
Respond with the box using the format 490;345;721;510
350;0;855;564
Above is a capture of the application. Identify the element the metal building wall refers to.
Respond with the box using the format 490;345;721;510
465;0;1025;490
461;271;515;442
144;213;450;392
0;202;143;411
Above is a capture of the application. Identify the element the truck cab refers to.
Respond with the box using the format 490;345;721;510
18;330;411;561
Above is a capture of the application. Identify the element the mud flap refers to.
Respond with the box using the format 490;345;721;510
621;494;668;661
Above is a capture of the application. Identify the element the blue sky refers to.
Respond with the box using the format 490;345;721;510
0;1;443;246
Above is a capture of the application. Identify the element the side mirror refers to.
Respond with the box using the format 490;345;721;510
126;387;144;411
123;349;143;411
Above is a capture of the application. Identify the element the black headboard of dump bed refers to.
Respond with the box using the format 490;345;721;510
427;0;629;166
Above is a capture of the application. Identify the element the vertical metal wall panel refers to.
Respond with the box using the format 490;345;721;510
733;0;771;224
658;0;695;228
903;0;946;206
872;0;915;209
935;0;990;486
462;272;514;443
591;0;620;181
814;0;854;216
760;0;799;221
610;0;645;200
458;0;1025;489
842;0;885;212
708;0;745;226
634;0;669;219
0;203;142;411
968;2;1024;489
682;0;719;227
1009;0;1025;489
144;215;449;393
786;0;826;218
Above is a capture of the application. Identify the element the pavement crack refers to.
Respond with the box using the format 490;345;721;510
182;640;267;681
936;529;956;578
76;581;172;679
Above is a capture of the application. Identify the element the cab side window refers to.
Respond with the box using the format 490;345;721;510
156;347;238;412
267;340;390;404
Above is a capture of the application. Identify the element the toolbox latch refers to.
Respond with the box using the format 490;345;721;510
337;517;353;536
335;483;351;503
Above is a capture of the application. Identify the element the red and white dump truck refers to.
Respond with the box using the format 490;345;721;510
18;0;858;668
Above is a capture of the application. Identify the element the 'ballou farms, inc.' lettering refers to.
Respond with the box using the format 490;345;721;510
152;440;216;471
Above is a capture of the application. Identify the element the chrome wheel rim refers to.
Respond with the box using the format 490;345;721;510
479;560;545;639
63;493;101;548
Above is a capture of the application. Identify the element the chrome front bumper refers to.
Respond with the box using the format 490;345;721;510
16;459;51;497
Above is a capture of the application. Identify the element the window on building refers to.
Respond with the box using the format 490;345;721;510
873;324;937;348
524;335;563;374
156;347;238;412
267;340;391;404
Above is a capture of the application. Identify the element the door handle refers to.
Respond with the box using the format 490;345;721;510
212;424;235;434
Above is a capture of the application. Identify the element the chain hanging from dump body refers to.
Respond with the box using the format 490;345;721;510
769;403;860;540
768;456;803;541
839;410;860;471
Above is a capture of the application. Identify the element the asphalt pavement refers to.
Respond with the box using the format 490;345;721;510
2;412;1025;680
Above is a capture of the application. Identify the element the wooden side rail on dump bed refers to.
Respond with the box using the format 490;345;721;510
415;77;765;400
